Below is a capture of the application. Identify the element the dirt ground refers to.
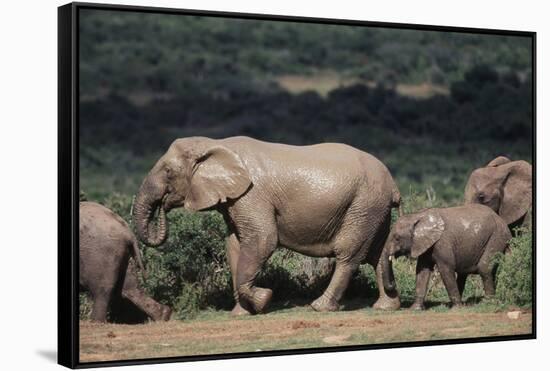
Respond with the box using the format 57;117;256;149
79;304;532;363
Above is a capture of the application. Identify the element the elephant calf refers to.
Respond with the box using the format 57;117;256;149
382;204;511;309
80;202;172;322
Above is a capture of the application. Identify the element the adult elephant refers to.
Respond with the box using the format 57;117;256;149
133;136;402;315
464;156;532;231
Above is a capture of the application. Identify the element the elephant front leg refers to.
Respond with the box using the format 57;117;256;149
235;231;277;314
226;233;251;316
410;255;435;310
372;258;401;310
311;260;358;312
436;263;462;308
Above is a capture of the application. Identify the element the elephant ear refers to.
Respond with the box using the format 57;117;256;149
486;156;512;167
499;161;532;225
185;146;252;211
411;211;445;258
464;156;513;203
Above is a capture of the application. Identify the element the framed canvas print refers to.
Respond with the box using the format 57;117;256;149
58;2;536;368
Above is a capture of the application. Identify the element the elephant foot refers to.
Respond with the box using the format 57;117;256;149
90;317;108;323
450;302;464;310
409;302;425;311
148;304;172;321
160;305;172;321
311;294;340;312
373;295;401;311
230;302;252;316
250;288;273;313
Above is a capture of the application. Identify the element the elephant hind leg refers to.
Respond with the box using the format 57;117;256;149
311;259;359;312
90;286;113;322
88;265;119;322
311;217;373;312
121;259;172;321
477;234;507;298
479;272;496;297
478;265;496;297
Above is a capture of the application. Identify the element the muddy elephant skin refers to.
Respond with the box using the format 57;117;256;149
133;136;402;315
464;156;532;231
79;202;172;322
382;204;512;309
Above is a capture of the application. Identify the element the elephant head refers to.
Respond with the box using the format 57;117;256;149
382;210;445;291
133;138;252;246
464;156;532;226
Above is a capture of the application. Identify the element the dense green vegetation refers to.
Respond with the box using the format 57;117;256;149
79;192;532;321
78;10;533;321
80;10;531;97
495;228;533;306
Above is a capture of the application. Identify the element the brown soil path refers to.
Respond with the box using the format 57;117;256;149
80;306;532;363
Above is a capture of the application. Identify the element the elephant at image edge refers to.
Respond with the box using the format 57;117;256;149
464;156;532;232
133;136;402;314
80;201;172;322
381;204;512;309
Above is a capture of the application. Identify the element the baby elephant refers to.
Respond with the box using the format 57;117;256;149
381;204;511;309
80;202;172;322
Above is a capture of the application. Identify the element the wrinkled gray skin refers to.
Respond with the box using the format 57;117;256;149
464;156;532;232
382;204;511;309
133;136;402;315
80;202;172;322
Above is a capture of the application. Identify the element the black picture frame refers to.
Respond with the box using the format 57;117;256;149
58;2;536;368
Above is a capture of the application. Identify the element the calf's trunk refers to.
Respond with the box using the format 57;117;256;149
381;244;396;292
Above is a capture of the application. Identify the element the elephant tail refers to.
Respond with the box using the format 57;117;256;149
130;236;148;280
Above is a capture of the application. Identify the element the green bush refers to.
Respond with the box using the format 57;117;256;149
140;208;232;319
102;192;134;219
259;251;336;302
79;190;532;319
173;283;205;320
495;228;532;306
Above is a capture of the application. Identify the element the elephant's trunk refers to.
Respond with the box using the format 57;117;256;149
381;243;396;292
133;176;168;247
